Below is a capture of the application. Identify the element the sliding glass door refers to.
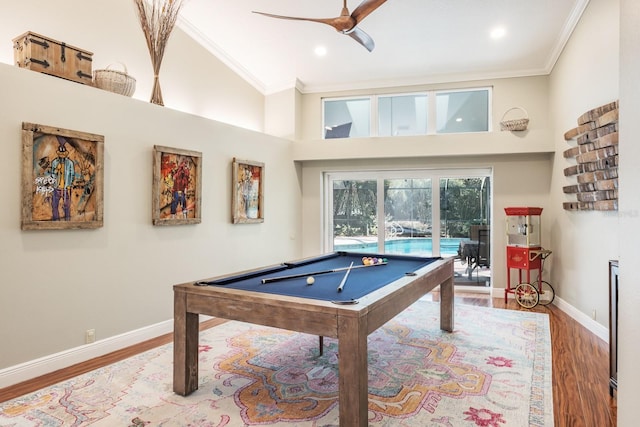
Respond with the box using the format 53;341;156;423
383;178;433;255
440;176;492;286
332;179;378;250
327;169;491;287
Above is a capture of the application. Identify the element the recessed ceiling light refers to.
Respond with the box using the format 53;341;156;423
490;27;506;39
314;46;327;56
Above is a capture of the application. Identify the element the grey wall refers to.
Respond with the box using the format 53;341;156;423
0;63;300;370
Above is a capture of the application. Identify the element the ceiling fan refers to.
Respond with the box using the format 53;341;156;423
253;0;388;52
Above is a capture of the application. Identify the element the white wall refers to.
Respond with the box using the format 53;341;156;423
0;62;301;370
548;0;620;329
265;87;300;140
299;154;553;292
0;0;304;375
1;1;635;417
296;75;555;298
617;0;640;425
0;0;265;131
298;75;552;148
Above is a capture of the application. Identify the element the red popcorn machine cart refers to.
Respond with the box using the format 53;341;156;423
505;207;555;308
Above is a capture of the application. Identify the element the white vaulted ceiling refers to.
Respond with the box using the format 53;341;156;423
178;0;589;94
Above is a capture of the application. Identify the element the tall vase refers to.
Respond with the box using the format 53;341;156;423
151;74;163;106
133;0;183;107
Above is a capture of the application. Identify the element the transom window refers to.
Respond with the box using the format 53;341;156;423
379;93;428;137
323;98;370;139
322;87;491;139
436;89;490;134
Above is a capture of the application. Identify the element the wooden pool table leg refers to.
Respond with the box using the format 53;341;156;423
338;314;368;427
173;291;200;396
440;275;454;332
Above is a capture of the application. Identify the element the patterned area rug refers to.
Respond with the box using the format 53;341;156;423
0;301;552;426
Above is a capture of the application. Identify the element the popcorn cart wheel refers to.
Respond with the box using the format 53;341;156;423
514;249;555;308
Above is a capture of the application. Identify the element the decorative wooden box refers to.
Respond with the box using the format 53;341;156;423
13;31;93;85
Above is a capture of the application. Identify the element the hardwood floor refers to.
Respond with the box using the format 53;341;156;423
0;292;617;426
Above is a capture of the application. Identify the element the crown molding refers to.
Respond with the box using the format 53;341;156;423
544;0;590;72
178;0;591;96
177;16;267;95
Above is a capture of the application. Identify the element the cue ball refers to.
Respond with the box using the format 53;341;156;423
306;276;315;285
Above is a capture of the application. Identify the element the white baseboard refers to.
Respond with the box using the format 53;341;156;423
553;296;609;343
491;287;609;343
1;290;609;391
0;320;173;389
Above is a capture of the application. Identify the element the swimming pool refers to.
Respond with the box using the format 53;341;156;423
334;238;463;257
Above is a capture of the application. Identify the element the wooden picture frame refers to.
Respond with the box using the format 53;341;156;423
232;158;264;224
152;145;202;226
21;122;104;230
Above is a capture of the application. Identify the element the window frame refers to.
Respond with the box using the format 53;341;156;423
323;168;492;254
321;95;373;140
321;86;493;139
434;86;493;134
377;92;429;137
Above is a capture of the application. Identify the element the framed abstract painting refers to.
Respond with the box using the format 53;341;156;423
21;122;104;230
152;145;202;226
232;158;264;224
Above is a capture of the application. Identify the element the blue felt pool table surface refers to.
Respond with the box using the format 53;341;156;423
195;251;440;302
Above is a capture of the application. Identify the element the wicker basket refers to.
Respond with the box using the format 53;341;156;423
500;107;529;131
93;63;136;97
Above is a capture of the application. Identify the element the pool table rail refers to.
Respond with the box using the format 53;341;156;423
173;254;454;427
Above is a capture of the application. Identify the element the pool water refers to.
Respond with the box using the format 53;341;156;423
334;238;462;257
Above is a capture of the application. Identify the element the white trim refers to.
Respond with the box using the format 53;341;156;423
322;87;492;139
434;87;492;134
544;0;590;72
177;0;589;95
455;285;492;294
177;16;267;94
0;319;181;389
300;68;545;95
2;292;607;393
322;96;373;140
0;292;608;391
553;296;609;343
322;172;333;253
324;168;492;261
491;288;609;343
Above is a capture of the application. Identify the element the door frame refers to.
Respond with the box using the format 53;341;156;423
323;168;493;258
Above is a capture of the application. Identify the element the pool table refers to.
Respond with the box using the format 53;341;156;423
173;251;454;427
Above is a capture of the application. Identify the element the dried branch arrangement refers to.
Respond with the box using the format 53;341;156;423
133;0;184;105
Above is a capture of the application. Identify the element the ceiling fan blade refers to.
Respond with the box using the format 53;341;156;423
254;1;385;53
345;26;375;52
253;11;340;30
351;0;388;25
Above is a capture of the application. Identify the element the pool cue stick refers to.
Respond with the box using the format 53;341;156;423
337;262;354;292
260;261;386;284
